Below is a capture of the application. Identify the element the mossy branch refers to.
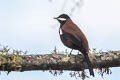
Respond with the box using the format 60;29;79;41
0;46;120;79
0;51;120;72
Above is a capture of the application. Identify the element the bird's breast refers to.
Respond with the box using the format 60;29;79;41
60;34;72;48
59;32;78;50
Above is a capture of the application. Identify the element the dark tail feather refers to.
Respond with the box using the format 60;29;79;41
84;53;94;77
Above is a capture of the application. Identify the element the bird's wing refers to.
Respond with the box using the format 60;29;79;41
62;19;89;52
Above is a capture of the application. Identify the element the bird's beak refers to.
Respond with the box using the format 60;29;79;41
54;17;58;19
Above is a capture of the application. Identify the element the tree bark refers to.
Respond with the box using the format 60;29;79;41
0;51;120;71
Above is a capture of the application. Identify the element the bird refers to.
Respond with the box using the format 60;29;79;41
54;14;94;77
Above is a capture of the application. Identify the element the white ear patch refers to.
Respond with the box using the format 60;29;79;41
58;18;66;21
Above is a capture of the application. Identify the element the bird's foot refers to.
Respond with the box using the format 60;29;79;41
69;49;73;55
77;51;80;55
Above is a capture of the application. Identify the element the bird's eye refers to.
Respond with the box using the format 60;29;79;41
57;18;66;21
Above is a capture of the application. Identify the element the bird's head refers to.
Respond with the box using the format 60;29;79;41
54;14;70;25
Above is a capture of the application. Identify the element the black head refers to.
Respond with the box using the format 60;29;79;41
54;14;70;26
57;14;70;19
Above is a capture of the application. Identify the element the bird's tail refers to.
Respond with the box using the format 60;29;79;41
83;53;94;77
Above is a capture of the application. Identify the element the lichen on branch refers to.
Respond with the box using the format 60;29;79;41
0;46;120;79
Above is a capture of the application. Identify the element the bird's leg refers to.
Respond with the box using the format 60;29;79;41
70;49;73;55
77;51;80;55
65;49;68;53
